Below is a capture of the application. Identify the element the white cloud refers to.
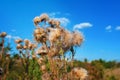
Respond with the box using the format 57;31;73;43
105;25;112;32
11;29;16;32
115;26;120;30
13;36;21;39
73;22;92;30
105;25;111;30
6;35;12;39
48;12;71;17
6;35;21;42
6;35;21;40
48;12;61;18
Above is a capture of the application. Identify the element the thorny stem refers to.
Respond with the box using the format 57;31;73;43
31;58;35;79
4;57;10;80
19;50;26;68
70;46;75;68
19;49;29;79
25;49;30;75
19;49;30;79
0;76;1;80
0;38;4;60
0;38;6;80
70;46;75;61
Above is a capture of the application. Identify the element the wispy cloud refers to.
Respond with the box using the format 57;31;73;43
48;12;70;17
48;12;61;18
6;35;21;40
11;29;16;32
115;26;120;30
105;25;112;32
73;22;92;30
6;35;21;42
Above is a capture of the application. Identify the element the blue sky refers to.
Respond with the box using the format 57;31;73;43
0;0;120;61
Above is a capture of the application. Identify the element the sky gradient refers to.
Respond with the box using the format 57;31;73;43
0;0;120;61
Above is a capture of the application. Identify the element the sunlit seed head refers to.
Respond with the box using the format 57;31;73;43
34;35;40;42
32;54;36;59
23;45;28;50
72;67;88;79
33;44;37;49
33;16;41;26
72;31;83;46
0;32;7;38
34;28;45;35
28;43;33;50
28;43;36;50
49;19;60;28
34;28;41;34
48;46;59;57
48;19;56;27
41;65;46;71
55;20;60;28
34;28;47;43
37;58;44;65
48;28;61;45
24;39;30;46
16;44;23;49
55;28;61;37
62;30;73;49
34;34;42;43
15;39;23;44
40;13;49;22
36;45;48;55
48;19;54;24
41;72;50;80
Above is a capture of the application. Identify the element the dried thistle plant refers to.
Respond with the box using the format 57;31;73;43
39;13;49;22
49;19;60;28
36;45;48;56
71;67;88;80
72;31;83;46
32;13;85;80
0;32;7;38
16;44;23;50
15;39;23;44
34;27;47;44
0;32;11;80
13;13;87;80
33;16;41;26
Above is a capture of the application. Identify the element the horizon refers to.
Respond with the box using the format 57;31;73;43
0;0;120;61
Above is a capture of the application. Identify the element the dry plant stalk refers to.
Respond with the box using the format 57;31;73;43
0;13;87;80
15;13;87;80
0;32;10;80
32;13;87;80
